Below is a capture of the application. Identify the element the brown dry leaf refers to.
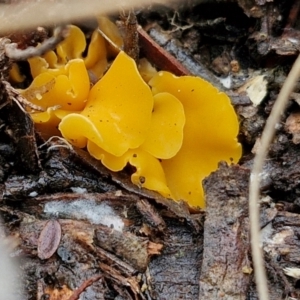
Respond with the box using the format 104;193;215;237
44;285;73;300
285;112;300;144
38;219;62;260
238;75;268;106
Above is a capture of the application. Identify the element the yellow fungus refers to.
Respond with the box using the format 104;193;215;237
87;140;130;171
138;58;158;83
22;59;90;111
59;51;153;156
9;63;25;83
140;92;185;159
56;25;107;78
57;26;86;64
149;71;242;207
84;30;108;78
98;16;123;57
29;25;107;80
59;52;183;201
33;108;74;138
43;51;58;69
129;149;172;199
29;56;53;78
20;23;241;208
87;142;172;198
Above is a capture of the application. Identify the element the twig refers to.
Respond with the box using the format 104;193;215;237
249;53;300;300
97;28;122;52
3;81;44;111
0;0;175;35
137;26;190;76
5;25;69;61
119;9;139;62
67;274;102;300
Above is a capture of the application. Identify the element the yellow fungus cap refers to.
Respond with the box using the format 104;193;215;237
140;92;185;159
29;25;107;80
59;52;184;201
20;22;242;208
87;142;172;198
9;63;25;83
22;59;90;111
138;58;158;83
149;71;242;207
56;26;86;64
56;25;108;78
43;51;58;69
28;56;54;78
130;149;172;199
84;30;108;78
59;51;154;156
32;108;75;138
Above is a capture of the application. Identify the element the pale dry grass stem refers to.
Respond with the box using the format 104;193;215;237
0;0;176;34
249;53;300;300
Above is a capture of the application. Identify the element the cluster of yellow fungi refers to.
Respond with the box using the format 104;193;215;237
19;18;241;208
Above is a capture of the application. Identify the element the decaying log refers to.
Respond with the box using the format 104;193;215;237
200;163;252;299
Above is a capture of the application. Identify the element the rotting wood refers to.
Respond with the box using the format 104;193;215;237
95;225;152;273
1;1;300;299
200;163;251;299
136;199;166;233
2;185;201;299
0;82;42;173
119;10;140;62
67;274;102;300
138;26;191;76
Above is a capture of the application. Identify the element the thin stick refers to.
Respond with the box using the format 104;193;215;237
249;53;300;300
0;0;175;35
3;81;44;111
97;28;122;52
67;274;102;300
5;25;69;61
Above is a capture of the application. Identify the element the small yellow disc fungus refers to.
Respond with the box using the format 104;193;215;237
140;92;185;159
87;141;172;198
32;108;75;138
84;30;108;78
29;25;107;80
20;22;241;209
43;51;58;69
22;59;90;111
58;114;101;148
29;56;54;78
56;25;108;78
59;51;154;156
138;58;158;83
9;63;25;83
149;71;242;207
87;140;129;171
129;149;172;199
57;26;86;64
